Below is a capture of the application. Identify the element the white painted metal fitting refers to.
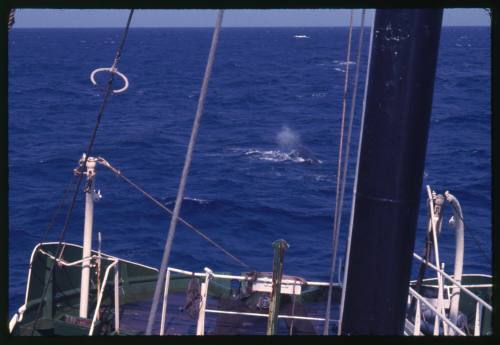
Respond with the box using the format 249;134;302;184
204;267;214;276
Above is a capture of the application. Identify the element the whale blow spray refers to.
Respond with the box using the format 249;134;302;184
276;125;301;150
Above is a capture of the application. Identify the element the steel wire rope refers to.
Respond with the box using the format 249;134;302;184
29;9;135;334
323;9;366;335
38;175;79;246
97;157;252;270
463;224;491;262
322;10;354;335
8;8;15;31
145;10;224;335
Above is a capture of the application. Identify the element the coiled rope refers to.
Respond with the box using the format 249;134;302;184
145;10;224;335
323;9;366;335
30;9;135;334
96;157;251;269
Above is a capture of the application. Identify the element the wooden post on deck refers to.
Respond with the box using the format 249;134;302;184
267;239;289;335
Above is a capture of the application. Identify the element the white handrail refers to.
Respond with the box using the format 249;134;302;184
38;242;159;271
159;270;171;336
413;253;492;311
89;260;119;335
167;267;337;287
114;264;120;334
29;243;492;336
474;301;483;336
426;186;448;335
9;313;19;334
38;248;116;267
408;287;466;335
196;268;213;335
204;309;339;323
414;298;421;336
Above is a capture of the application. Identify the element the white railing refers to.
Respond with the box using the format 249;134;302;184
10;244;490;336
89;260;119;335
159;266;340;336
409;253;492;336
426;186;448;335
408;287;466;335
29;247;122;336
413;253;492;312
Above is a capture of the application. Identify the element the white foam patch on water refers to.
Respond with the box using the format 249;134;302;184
246;149;304;163
313;174;333;182
333;60;356;65
165;197;210;206
183;197;210;204
227;126;322;164
244;148;321;164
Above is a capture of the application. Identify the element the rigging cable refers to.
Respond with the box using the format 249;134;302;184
96;157;251;269
322;10;354;335
8;8;15;31
337;10;376;334
145;10;225;335
30;9;135;334
39;175;79;244
463;223;491;262
323;9;366;335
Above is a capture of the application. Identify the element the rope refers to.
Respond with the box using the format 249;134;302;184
8;8;15;31
97;157;251;269
145;10;224;335
39;174;79;244
464;224;491;262
323;10;354;335
324;9;366;335
30;10;135;334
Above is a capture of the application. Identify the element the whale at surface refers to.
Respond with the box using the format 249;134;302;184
289;145;321;164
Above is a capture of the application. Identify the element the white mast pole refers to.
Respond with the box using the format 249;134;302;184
445;191;464;331
79;156;97;318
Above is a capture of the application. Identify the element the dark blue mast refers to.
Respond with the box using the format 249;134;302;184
339;9;443;335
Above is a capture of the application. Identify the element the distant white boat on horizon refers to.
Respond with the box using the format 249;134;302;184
293;34;310;39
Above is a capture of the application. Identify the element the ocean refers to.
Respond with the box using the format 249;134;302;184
8;26;491;318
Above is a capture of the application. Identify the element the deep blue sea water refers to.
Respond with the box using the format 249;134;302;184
8;27;491;318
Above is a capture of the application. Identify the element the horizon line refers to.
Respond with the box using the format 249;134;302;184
11;24;491;29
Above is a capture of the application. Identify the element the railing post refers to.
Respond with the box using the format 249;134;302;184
89;260;118;335
196;268;213;335
474;301;483;336
426;188;448;336
433;311;439;335
267;239;289;335
440;263;448;335
414;299;421;336
408;287;465;336
114;264;120;334
160;269;171;336
43;257;54;320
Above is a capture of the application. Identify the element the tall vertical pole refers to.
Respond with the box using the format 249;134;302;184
339;9;443;335
79;157;97;318
114;264;120;334
145;10;224;334
446;191;464;331
267;239;289;335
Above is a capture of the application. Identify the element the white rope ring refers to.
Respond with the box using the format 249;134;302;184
90;67;129;94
